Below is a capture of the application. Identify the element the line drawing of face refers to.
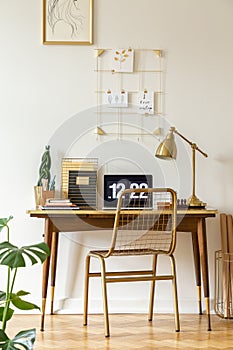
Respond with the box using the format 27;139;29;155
47;0;84;37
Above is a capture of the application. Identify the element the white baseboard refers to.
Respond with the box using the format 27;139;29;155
51;297;215;315
13;297;215;315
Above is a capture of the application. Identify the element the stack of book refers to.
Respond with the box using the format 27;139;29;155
40;198;79;210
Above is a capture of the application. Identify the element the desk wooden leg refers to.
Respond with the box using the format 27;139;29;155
197;218;211;331
50;231;59;315
41;218;53;332
191;231;202;315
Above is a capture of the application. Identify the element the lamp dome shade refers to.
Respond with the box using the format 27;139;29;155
155;131;177;159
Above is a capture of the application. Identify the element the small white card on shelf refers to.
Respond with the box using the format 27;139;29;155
112;48;134;73
104;90;128;108
138;91;154;114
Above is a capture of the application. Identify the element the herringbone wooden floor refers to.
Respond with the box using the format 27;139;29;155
7;314;233;349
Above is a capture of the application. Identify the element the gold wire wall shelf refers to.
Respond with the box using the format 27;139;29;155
94;48;165;138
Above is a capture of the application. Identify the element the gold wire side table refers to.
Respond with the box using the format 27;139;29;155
215;250;233;318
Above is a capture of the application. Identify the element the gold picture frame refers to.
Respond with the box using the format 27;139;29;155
43;0;93;45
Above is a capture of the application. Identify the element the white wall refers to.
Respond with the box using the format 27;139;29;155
0;0;232;315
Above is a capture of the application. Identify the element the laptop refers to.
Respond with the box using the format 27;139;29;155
103;174;153;209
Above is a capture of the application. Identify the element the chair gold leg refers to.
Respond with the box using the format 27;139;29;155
50;286;55;315
148;254;157;321
170;255;180;332
83;255;90;326
197;285;202;315
205;297;211;331
100;257;110;337
40;298;46;332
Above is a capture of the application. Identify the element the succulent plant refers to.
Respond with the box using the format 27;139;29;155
37;146;52;190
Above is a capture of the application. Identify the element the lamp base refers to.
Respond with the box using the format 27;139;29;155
188;194;206;208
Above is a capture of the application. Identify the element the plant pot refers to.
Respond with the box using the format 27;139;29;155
34;187;55;208
34;186;43;209
42;190;55;205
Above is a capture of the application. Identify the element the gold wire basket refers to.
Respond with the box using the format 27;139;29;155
215;250;233;318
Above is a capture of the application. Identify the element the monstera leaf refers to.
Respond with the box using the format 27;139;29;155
11;291;40;311
0;217;13;233
0;329;36;350
0;242;50;268
0;291;40;317
0;216;47;348
0;308;13;323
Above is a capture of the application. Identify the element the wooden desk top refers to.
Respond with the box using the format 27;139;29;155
27;208;218;217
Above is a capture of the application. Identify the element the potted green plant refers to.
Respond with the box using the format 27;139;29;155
34;145;56;207
0;216;50;349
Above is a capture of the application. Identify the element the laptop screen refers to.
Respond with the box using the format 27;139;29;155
103;174;153;209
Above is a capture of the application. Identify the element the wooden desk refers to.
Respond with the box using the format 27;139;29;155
27;208;217;332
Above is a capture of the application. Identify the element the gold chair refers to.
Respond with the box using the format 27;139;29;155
83;187;180;337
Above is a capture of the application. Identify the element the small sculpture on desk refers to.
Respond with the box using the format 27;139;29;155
177;198;188;209
34;145;56;208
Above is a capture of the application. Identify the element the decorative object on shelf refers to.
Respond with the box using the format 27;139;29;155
43;0;93;45
94;127;106;135
153;127;161;136
138;90;154;114
104;90;128;108
61;158;98;209
0;216;50;349
34;145;55;208
155;126;208;208
112;48;134;73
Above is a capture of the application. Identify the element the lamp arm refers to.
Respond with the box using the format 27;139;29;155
173;128;208;158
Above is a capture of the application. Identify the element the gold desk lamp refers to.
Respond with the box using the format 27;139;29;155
155;126;208;208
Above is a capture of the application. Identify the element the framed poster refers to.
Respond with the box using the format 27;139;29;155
43;0;93;45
